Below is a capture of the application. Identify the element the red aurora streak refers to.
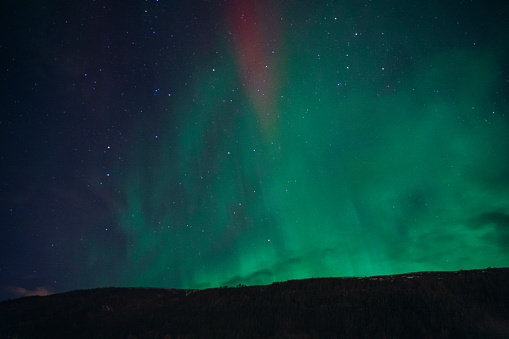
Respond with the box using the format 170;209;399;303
227;0;281;137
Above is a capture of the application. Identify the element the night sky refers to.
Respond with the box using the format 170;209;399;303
1;1;509;301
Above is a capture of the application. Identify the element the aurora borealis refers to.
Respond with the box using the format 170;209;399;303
1;1;509;300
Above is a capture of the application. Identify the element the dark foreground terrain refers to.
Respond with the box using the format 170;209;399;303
1;268;508;338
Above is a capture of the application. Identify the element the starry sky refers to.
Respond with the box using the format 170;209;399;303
1;0;509;301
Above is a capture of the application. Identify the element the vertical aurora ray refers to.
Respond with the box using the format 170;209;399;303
226;0;282;137
108;2;509;290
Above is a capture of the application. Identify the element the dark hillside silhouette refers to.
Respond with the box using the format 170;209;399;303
1;268;508;338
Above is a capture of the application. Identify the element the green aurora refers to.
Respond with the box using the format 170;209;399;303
68;2;509;290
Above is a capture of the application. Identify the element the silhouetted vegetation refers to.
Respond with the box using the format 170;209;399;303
1;268;509;338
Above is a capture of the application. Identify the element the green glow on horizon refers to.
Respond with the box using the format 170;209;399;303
102;5;509;290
